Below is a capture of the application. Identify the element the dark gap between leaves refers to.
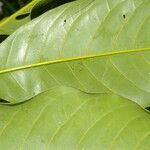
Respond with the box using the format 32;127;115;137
146;107;150;111
16;13;30;20
31;0;75;19
0;98;9;103
0;35;9;43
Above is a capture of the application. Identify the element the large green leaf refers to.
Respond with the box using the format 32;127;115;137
0;86;149;150
0;0;150;106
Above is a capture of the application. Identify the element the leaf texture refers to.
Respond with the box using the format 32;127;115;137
0;0;150;106
0;86;149;150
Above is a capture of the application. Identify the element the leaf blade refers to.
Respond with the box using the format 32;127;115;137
0;86;149;150
0;0;150;106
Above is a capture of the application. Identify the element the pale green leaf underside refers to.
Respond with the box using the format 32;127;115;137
0;87;150;150
0;0;150;106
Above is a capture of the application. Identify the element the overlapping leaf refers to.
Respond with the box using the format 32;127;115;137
0;87;149;150
0;0;38;35
0;0;55;35
0;0;74;35
0;0;150;107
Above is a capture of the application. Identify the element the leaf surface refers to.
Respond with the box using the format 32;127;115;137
0;86;150;150
0;0;150;106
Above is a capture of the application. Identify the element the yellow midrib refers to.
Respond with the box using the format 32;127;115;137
0;47;149;74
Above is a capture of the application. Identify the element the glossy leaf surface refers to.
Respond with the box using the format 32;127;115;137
0;0;149;107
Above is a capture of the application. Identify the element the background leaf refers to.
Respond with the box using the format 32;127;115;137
0;0;37;35
0;0;31;20
0;0;76;35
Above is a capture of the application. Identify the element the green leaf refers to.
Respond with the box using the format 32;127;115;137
0;86;149;150
0;0;150;107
